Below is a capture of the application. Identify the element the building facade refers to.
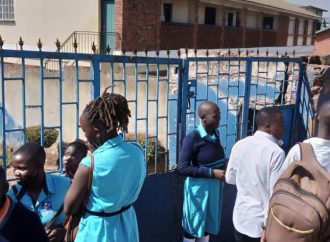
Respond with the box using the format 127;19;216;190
0;0;321;52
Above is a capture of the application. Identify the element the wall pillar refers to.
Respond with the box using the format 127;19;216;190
193;0;200;49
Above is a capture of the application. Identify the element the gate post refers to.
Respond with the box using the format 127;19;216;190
92;56;101;99
241;59;252;139
178;59;189;161
290;62;304;146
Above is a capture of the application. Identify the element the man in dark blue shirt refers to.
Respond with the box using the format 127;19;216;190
178;101;225;242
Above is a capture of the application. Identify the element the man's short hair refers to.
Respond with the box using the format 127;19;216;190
256;107;283;128
13;143;46;166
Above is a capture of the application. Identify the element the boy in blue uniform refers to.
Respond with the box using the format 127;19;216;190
178;101;226;242
8;143;70;242
0;165;49;242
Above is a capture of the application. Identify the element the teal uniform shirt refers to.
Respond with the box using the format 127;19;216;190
8;173;71;226
182;125;225;238
75;135;146;242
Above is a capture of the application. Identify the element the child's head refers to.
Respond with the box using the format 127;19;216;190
62;141;88;178
198;101;220;132
12;143;45;186
80;87;131;149
256;107;284;140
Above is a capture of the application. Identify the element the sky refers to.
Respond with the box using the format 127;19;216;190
287;0;330;17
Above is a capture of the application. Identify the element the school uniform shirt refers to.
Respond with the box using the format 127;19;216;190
281;137;330;173
226;131;285;238
178;125;225;178
75;135;146;242
179;125;225;237
7;173;70;226
0;196;49;242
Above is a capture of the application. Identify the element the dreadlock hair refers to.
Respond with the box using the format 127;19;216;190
84;87;131;133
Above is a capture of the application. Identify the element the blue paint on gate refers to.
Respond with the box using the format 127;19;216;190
0;49;315;242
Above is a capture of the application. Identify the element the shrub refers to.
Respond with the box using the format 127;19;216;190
26;126;59;148
126;133;167;174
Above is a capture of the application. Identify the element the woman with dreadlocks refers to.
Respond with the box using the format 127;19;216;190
64;88;146;242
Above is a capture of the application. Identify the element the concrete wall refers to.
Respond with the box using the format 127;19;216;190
0;0;99;50
2;62;175;149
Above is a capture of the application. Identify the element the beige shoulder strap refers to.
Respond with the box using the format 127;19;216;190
299;143;318;164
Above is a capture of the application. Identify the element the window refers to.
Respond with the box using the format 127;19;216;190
235;12;240;27
163;3;172;22
204;7;216;25
0;0;14;21
263;17;274;30
226;11;240;27
227;12;234;26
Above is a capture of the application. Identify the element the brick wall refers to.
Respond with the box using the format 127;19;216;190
160;23;194;50
197;25;222;49
276;15;289;46
262;30;277;46
115;1;315;51
223;27;243;48
116;0;161;51
314;29;330;56
245;28;261;47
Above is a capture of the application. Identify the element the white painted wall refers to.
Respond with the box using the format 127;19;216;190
246;11;257;28
0;0;99;51
161;0;189;23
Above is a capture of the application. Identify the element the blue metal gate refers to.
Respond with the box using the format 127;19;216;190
0;48;315;176
0;46;316;242
181;55;311;156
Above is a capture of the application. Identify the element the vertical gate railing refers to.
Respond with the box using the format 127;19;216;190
181;56;305;156
0;49;183;178
0;48;315;178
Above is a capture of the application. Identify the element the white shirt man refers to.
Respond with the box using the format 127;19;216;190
226;107;285;242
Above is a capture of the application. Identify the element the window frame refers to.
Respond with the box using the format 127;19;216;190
204;6;216;26
0;0;15;21
262;16;274;30
163;3;173;23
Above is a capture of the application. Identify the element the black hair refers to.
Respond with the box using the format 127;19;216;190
66;140;88;157
198;101;219;119
84;87;131;133
256;107;283;128
13;143;46;166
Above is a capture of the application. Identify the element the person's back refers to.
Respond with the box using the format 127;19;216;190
82;137;145;212
263;100;330;242
1;199;49;242
226;107;285;242
281;99;330;173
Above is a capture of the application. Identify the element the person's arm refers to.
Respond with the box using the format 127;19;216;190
64;164;90;215
269;150;286;193
225;144;238;185
177;133;213;178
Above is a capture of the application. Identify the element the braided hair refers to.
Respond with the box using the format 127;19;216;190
84;87;131;133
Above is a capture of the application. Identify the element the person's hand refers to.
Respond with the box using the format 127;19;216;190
260;230;267;242
46;227;66;242
212;169;225;180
